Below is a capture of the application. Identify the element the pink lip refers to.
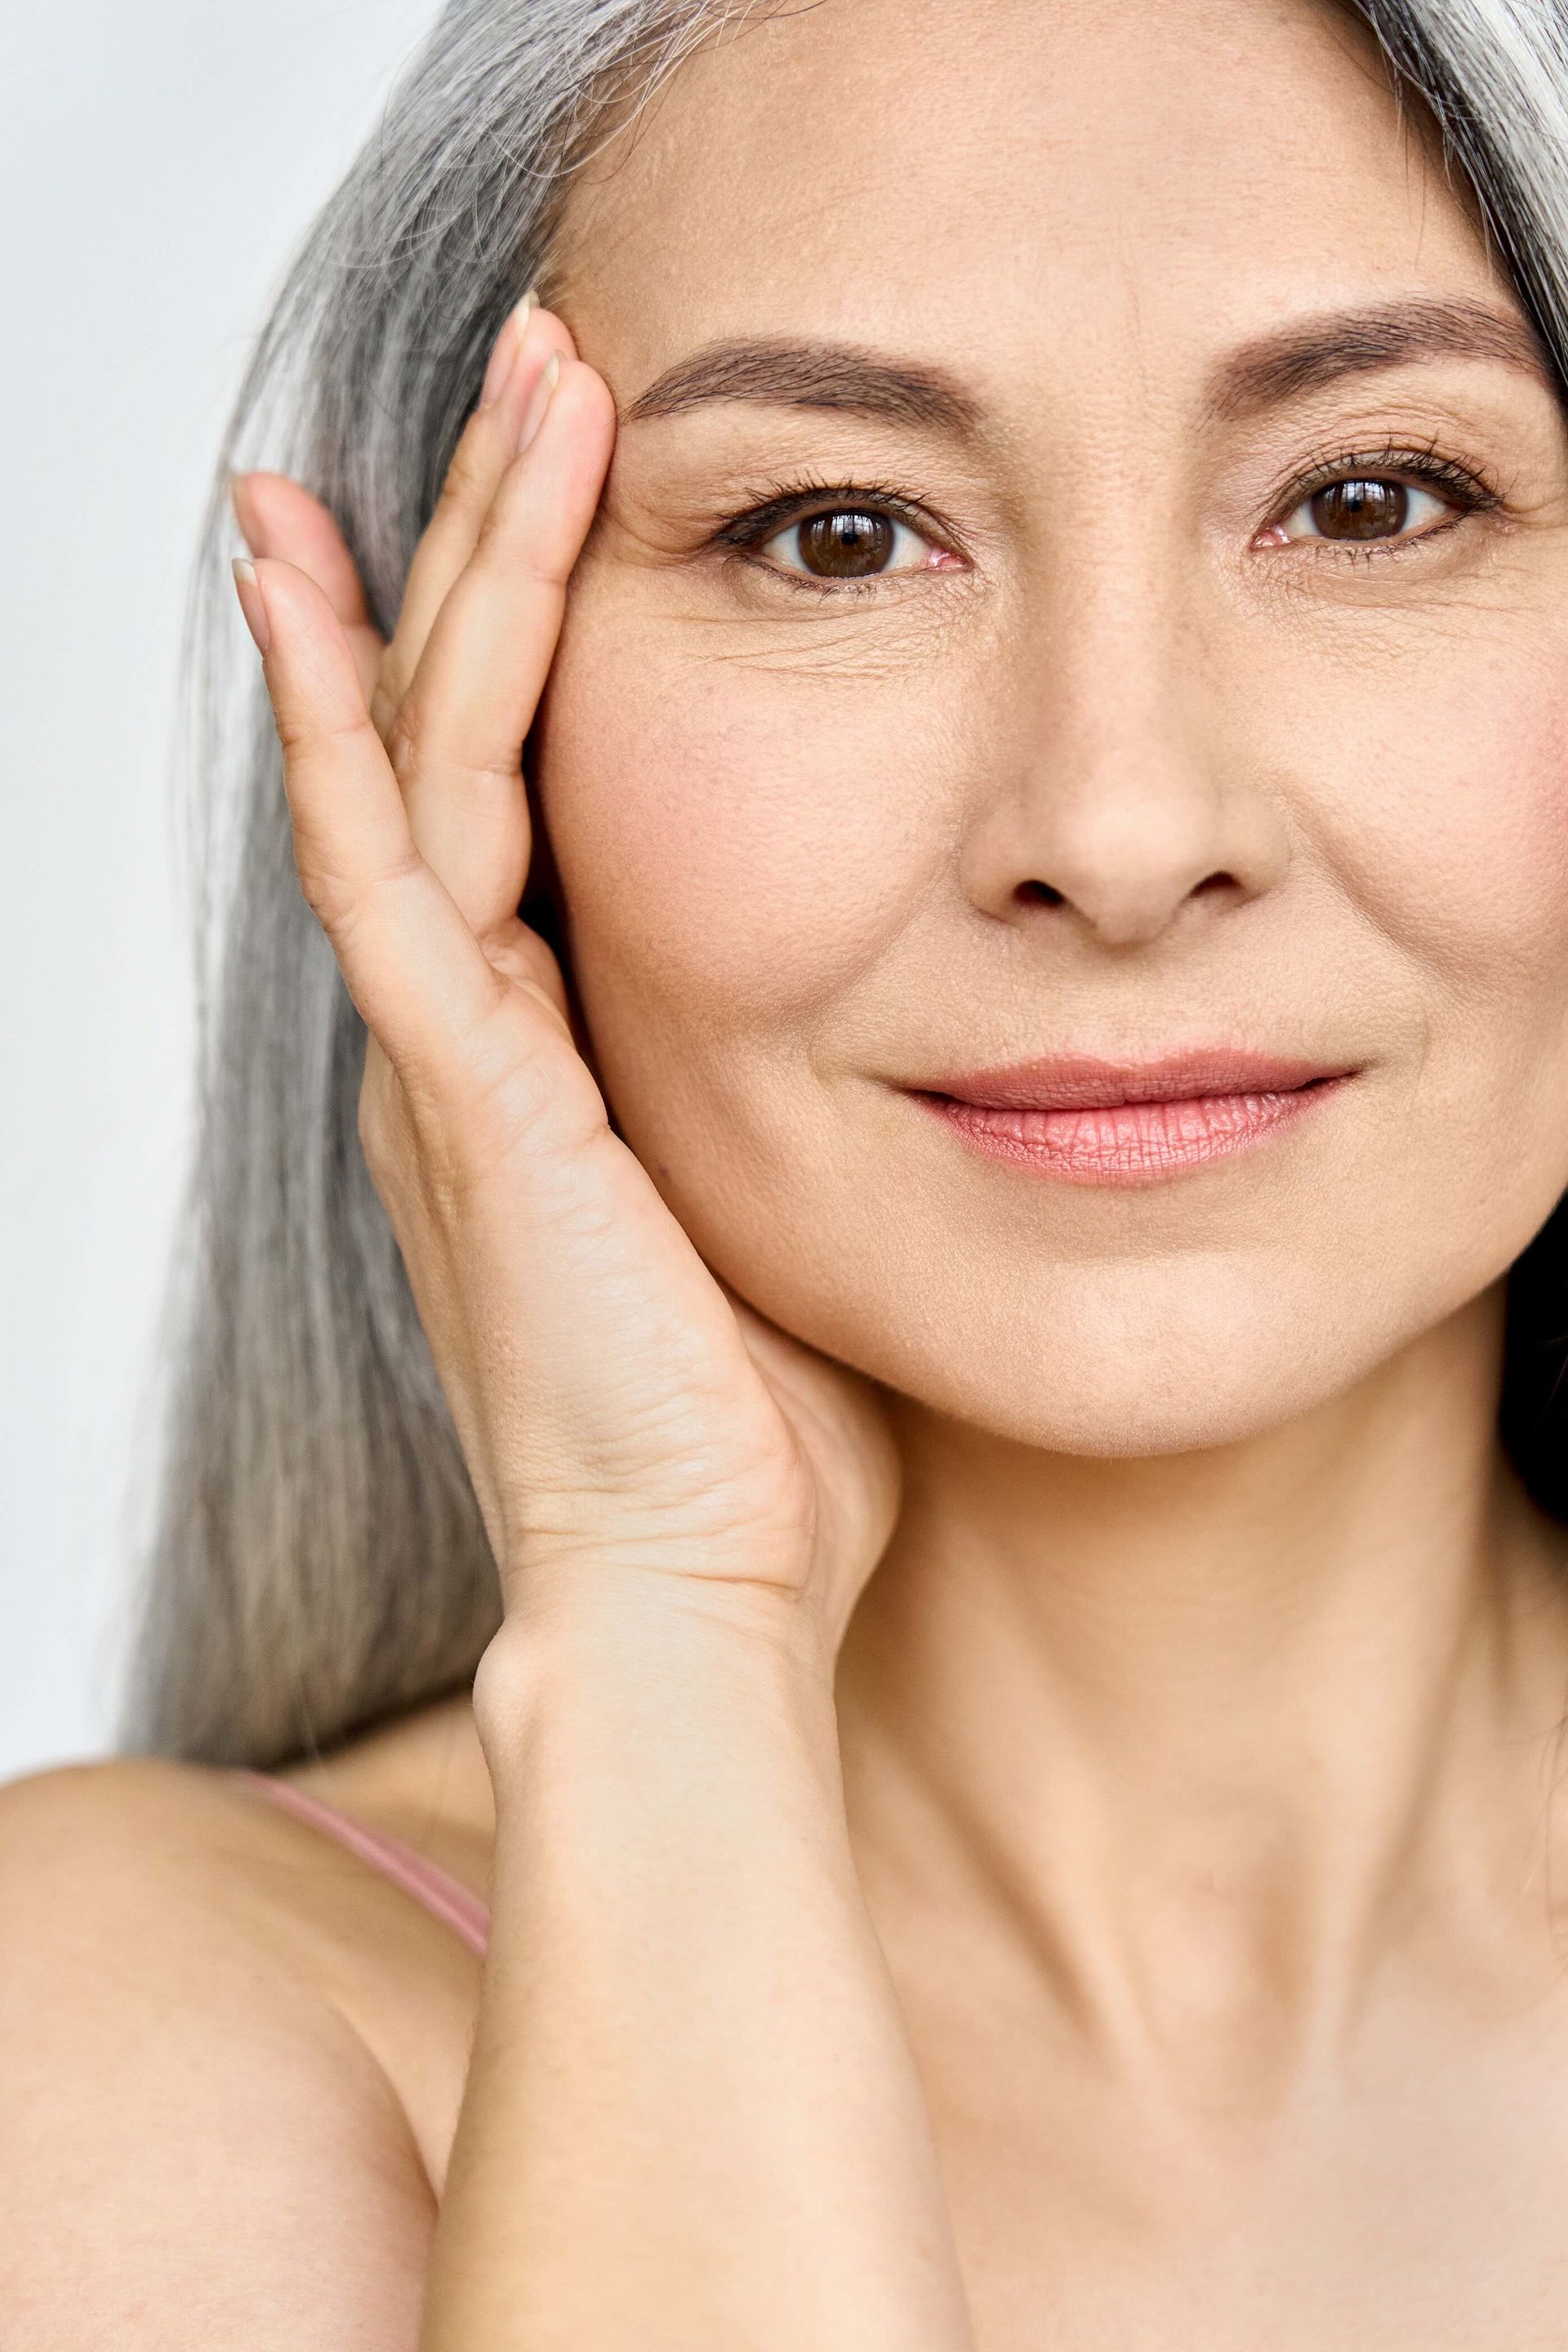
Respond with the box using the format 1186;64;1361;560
907;1050;1358;1186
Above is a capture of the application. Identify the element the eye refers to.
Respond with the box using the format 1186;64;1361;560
1267;474;1461;547
758;506;946;581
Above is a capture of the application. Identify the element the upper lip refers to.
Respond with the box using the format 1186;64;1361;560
912;1049;1359;1112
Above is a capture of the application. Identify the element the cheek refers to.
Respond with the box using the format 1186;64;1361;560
1269;608;1568;1293
532;605;959;1034
1287;614;1568;1027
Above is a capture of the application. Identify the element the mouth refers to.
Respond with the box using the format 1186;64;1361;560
905;1049;1361;1187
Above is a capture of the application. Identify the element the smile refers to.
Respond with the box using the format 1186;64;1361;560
906;1051;1359;1187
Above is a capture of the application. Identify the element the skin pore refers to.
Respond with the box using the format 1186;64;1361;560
14;0;1568;2341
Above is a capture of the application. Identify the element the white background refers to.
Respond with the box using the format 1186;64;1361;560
1;0;441;1780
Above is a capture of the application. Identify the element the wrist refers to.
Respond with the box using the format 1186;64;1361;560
473;1567;837;1779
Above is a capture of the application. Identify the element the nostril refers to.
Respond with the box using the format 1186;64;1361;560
1016;879;1067;906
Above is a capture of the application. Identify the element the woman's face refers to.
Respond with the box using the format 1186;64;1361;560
533;0;1568;1454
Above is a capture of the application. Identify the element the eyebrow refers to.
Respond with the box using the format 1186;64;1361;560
617;299;1556;447
619;336;983;436
1203;296;1557;421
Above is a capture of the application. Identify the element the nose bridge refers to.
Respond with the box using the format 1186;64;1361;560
962;522;1286;949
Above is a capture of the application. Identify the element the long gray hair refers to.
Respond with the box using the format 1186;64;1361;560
126;0;1568;1766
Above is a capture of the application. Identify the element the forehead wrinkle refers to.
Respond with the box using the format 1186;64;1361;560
619;335;985;438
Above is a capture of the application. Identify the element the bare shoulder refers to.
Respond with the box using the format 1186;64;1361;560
0;1752;290;1916
0;1756;325;1999
0;1758;440;2350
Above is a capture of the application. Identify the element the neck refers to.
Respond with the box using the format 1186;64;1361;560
834;1284;1568;2093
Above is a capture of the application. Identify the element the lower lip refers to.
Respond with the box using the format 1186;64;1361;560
913;1077;1349;1186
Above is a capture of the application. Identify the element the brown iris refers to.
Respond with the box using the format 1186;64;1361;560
1309;478;1410;540
795;510;897;577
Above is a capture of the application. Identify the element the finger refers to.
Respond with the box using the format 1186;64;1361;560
373;299;579;730
390;355;617;933
232;471;385;700
234;554;503;1069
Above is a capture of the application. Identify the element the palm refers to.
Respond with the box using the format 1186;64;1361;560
407;897;901;1650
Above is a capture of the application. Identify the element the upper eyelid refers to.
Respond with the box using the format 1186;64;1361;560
713;482;963;550
708;446;1502;589
1261;440;1499;518
709;488;966;595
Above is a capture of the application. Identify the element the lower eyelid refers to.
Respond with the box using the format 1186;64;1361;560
736;553;901;599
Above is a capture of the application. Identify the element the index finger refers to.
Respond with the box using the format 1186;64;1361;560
372;300;578;733
390;355;617;933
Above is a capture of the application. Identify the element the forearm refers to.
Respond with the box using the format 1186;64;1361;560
419;1589;976;2352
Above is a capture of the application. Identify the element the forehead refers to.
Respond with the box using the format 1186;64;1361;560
551;0;1503;394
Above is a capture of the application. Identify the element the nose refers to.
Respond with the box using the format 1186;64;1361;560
957;574;1290;950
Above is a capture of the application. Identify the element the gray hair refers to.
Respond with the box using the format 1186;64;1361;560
125;0;1568;1765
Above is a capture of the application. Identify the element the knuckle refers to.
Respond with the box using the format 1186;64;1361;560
486;927;567;1004
276;704;379;762
292;839;421;938
445;756;523;816
474;503;565;590
292;856;356;933
401;1024;576;1209
381;706;423;786
485;1020;602;1156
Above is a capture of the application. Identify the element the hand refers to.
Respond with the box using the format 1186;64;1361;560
230;298;901;1680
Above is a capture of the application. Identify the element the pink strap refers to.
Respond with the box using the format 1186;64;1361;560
236;1769;490;1956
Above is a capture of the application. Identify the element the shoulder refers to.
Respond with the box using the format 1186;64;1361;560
0;1751;261;1902
0;1760;439;2350
0;1753;405;2001
0;1757;289;2000
0;1748;487;1979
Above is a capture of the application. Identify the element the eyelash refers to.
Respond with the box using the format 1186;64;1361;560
1263;435;1501;562
709;472;962;599
706;439;1503;596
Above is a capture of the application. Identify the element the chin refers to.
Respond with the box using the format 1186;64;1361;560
777;1244;1446;1460
960;1355;1361;1460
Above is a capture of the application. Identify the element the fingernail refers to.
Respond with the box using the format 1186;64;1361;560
518;351;560;452
479;287;540;409
232;557;271;655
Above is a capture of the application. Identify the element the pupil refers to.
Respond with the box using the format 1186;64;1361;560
1312;478;1408;541
797;510;895;577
